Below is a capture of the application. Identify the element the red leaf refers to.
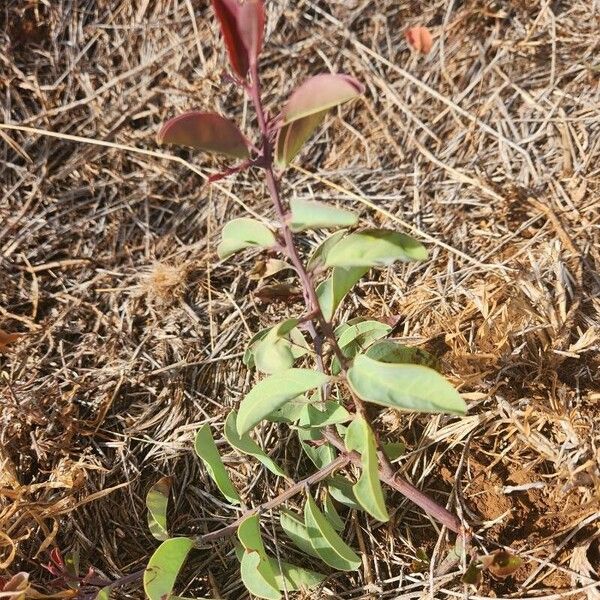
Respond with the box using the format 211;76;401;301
49;548;64;568
282;74;364;125
237;0;264;66
211;0;264;79
405;26;433;54
157;112;250;159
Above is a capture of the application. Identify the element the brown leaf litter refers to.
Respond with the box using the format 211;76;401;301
1;0;599;598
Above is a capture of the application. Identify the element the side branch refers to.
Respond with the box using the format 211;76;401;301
322;429;468;538
193;453;350;546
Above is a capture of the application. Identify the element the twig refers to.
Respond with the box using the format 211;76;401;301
193;453;350;546
321;429;468;539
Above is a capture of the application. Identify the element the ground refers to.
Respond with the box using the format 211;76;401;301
1;0;599;599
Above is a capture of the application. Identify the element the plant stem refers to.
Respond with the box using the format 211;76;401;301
247;66;467;542
322;429;468;538
247;70;349;370
193;453;350;546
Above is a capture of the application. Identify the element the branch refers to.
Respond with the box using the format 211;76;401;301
322;428;469;539
193;453;350;547
247;65;468;541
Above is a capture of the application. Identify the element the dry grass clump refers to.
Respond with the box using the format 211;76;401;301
137;262;191;304
1;0;599;598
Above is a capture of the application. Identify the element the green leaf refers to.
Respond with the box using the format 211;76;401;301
347;354;466;415
331;319;392;374
327;475;360;510
64;549;80;581
95;587;111;600
288;198;357;232
268;558;325;591
304;494;361;571
323;493;345;532
253;318;309;374
325;229;427;268
337;320;392;352
146;476;172;541
316;266;369;321
237;369;331;435
265;396;308;423
307;230;348;272
382;441;405;461
194;425;240;505
157;111;249;159
244;325;308;371
335;422;348;436
254;339;294;374
298;401;351;428
333;315;371;337
240;551;281;600
237;514;267;552
365;340;440;371
224;411;286;478
345;418;389;522
237;515;281;600
143;537;194;600
217;218;276;260
279;509;321;559
297;426;336;469
275;111;327;168
274;74;364;167
235;541;324;592
243;327;271;369
282;74;365;124
462;561;483;586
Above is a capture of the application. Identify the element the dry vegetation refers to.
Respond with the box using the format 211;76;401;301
1;0;599;598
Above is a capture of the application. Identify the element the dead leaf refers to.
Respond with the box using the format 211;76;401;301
481;550;523;579
0;329;21;352
0;572;29;600
249;259;293;280
405;26;433;54
462;561;483;587
569;541;600;600
254;283;302;303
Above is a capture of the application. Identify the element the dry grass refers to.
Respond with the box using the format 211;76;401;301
1;0;599;598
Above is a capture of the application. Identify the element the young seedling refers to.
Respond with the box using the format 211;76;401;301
142;2;485;598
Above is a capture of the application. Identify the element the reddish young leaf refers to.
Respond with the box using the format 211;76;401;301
237;0;265;66
405;26;433;54
281;74;365;125
157;112;250;159
211;0;265;79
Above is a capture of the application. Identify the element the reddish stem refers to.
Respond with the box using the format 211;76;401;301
246;65;468;541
